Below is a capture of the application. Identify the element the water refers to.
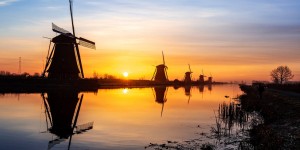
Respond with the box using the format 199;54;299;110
0;84;244;150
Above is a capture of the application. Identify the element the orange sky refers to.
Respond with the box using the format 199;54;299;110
0;0;299;83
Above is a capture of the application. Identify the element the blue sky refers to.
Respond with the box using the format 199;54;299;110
0;0;300;81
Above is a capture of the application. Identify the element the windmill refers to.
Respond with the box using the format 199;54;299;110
151;51;168;82
208;73;213;84
184;64;192;84
152;86;168;117
199;69;206;84
42;0;96;79
41;91;93;150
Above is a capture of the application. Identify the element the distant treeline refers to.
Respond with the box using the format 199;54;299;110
0;70;41;78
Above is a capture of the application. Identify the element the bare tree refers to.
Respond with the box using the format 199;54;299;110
270;66;294;84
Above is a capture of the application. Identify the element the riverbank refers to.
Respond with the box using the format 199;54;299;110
239;84;300;149
0;77;226;93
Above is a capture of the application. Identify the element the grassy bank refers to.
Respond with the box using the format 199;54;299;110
239;84;300;149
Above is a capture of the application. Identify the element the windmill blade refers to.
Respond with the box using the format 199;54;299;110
72;94;84;129
161;87;168;117
42;44;56;77
42;40;52;77
42;93;53;126
188;64;192;72
78;37;96;49
43;36;52;40
75;122;94;134
48;138;66;150
165;67;168;80
151;69;157;81
161;103;164;117
151;88;156;98
162;51;165;65
52;23;72;35
69;0;76;36
75;44;84;78
164;87;168;101
69;94;83;150
46;40;52;62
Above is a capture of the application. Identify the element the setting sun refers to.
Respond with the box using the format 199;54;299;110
123;72;129;78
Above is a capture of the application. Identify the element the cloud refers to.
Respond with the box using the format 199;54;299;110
0;0;18;6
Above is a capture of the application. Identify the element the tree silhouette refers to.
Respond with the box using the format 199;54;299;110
270;66;294;84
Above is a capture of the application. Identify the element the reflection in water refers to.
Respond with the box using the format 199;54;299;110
212;100;262;142
0;85;247;149
42;90;93;150
122;88;128;94
184;86;191;103
153;86;168;117
146;88;260;150
184;86;191;96
198;85;204;93
212;101;247;137
208;84;212;92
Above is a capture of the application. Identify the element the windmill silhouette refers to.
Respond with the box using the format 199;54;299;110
208;73;213;84
42;90;93;150
42;0;96;79
199;69;206;84
152;86;168;117
151;51;168;82
184;64;192;84
184;86;192;103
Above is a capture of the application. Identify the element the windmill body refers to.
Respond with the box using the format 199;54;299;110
152;51;168;83
184;72;192;83
47;34;80;79
184;64;192;84
154;64;168;82
199;75;205;84
207;73;213;84
199;69;206;84
208;76;213;84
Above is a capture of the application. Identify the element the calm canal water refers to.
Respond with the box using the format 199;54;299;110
0;84;243;150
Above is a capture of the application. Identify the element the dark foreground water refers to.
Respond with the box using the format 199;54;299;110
0;84;251;150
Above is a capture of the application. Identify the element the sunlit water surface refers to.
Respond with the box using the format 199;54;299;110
0;84;243;150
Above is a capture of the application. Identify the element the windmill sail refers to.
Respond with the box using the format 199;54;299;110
162;51;165;65
75;122;94;133
79;37;96;49
48;138;66;150
52;23;72;35
52;23;95;49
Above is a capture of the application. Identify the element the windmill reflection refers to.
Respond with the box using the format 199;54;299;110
42;90;93;150
198;85;204;93
208;84;212;92
184;86;191;103
153;86;168;117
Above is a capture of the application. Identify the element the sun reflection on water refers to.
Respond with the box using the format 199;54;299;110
122;88;128;94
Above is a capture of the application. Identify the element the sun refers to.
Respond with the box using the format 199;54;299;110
123;72;129;77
